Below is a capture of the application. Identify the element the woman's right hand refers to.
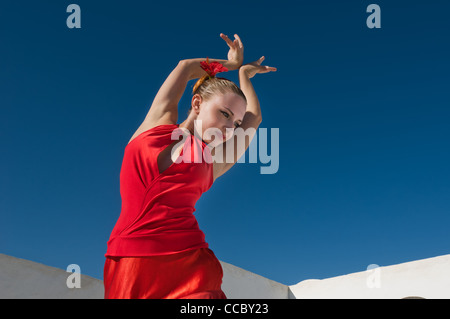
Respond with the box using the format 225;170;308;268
240;56;277;79
220;33;244;69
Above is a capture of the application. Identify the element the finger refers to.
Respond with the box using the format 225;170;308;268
256;66;276;74
257;56;265;65
234;34;244;48
222;34;234;48
264;66;277;72
220;33;234;48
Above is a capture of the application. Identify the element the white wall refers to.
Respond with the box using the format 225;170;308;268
290;254;450;299
220;261;288;299
0;254;103;299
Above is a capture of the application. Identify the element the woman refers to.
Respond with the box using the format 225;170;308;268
103;33;277;299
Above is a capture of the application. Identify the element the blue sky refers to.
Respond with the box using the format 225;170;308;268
1;1;449;286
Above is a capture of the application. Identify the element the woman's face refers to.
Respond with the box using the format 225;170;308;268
192;92;247;145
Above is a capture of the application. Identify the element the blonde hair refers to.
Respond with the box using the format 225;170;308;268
189;75;247;114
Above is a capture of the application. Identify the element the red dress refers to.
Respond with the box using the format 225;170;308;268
104;124;226;299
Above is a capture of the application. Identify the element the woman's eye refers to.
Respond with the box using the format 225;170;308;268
222;111;239;128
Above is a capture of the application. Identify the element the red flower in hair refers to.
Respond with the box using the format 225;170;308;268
200;57;228;78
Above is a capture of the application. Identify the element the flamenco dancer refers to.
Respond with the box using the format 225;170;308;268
103;33;277;299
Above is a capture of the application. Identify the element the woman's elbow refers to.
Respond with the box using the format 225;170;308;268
178;59;190;67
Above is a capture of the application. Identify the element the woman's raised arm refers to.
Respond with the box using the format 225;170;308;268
129;34;244;144
144;34;243;123
179;33;244;80
180;57;240;81
143;60;191;124
213;56;277;180
129;58;238;144
128;61;190;143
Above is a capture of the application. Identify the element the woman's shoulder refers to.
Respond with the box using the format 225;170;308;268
128;120;179;145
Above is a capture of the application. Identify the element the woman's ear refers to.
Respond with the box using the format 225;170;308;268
191;94;202;115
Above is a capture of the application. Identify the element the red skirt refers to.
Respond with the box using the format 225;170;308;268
103;248;227;299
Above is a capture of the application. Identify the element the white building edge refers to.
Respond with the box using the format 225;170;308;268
1;253;449;299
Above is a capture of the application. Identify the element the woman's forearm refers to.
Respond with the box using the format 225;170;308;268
239;68;262;121
180;58;240;81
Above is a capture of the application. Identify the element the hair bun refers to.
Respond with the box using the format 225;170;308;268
192;74;211;95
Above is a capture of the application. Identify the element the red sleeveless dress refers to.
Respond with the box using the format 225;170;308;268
104;124;226;299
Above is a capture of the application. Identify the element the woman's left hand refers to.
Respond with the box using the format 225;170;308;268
220;33;244;69
240;56;277;79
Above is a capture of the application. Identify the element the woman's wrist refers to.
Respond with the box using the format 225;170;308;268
222;60;241;71
181;58;240;80
239;66;251;79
